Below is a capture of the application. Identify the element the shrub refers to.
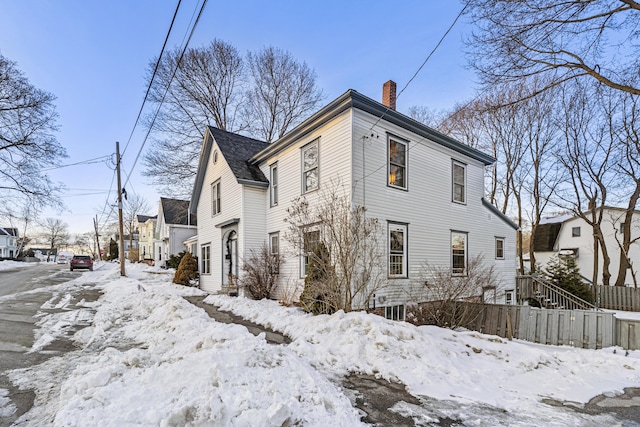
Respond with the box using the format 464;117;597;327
542;256;593;303
299;242;338;315
167;251;187;269
173;252;199;286
242;244;282;300
406;255;498;329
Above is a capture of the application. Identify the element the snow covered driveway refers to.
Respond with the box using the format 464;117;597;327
3;262;640;426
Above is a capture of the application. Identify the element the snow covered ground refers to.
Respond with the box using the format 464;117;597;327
4;262;640;426
0;260;36;271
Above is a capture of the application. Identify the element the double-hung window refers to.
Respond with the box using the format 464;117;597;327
451;231;467;275
302;228;320;277
270;163;278;206
388;137;407;189
211;181;221;216
201;244;211;274
302;141;319;193
388;222;407;277
495;237;505;260
269;232;279;274
452;161;466;204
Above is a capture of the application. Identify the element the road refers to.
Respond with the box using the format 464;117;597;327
0;263;100;426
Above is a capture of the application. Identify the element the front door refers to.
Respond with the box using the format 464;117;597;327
222;229;238;287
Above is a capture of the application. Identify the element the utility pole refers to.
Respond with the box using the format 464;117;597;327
93;215;102;261
116;141;126;276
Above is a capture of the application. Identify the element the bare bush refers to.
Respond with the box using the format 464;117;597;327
406;255;498;329
242;243;282;300
284;182;385;313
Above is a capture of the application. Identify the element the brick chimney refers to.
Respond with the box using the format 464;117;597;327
382;80;396;110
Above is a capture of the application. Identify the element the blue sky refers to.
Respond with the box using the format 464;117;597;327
0;1;476;234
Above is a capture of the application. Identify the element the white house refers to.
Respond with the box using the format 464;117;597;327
189;83;518;313
155;198;197;266
0;227;19;259
534;207;640;286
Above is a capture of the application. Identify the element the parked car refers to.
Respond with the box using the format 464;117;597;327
70;255;93;271
57;251;74;264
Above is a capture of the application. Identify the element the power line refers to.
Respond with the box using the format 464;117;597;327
122;0;209;191
121;0;184;157
40;155;112;172
355;3;469;186
365;3;469;135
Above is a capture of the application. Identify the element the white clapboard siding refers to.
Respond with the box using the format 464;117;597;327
351;109;517;306
196;141;245;293
259;110;353;300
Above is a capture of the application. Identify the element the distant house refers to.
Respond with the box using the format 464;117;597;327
155;198;197;266
136;214;157;261
534;207;640;286
0;227;19;259
189;82;518;314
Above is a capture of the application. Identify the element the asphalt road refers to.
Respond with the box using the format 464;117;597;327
0;263;100;426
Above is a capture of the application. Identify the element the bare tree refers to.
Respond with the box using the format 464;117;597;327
556;82;617;287
467;0;640;98
246;46;323;143
41;218;69;261
438;80;561;273
0;200;37;257
143;42;323;197
612;91;640;286
143;39;247;197
74;232;97;259
0;53;66;209
407;105;447;129
120;193;151;262
406;255;498;329
242;243;282;300
284;182;385;313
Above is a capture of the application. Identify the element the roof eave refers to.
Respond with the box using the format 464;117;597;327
249;90;495;166
482;198;519;231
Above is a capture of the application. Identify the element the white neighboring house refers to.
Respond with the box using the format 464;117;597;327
534;207;640;286
189;82;518;312
155;198;197;266
0;227;19;259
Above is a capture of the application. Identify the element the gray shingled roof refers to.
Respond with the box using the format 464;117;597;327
0;227;18;237
160;198;197;226
208;127;269;184
136;214;156;223
533;223;562;252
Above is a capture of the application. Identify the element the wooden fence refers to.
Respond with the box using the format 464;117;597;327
597;285;640;311
469;303;618;349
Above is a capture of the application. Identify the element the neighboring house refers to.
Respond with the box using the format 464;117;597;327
0;227;19;259
189;82;518;313
30;247;57;262
155;198;197;266
534;207;640;286
136;214;157;261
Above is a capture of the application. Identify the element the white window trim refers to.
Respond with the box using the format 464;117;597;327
300;226;321;278
301;140;319;194
388;136;408;190
385;305;406;321
201;244;211;275
270;163;278;207
451;231;468;276
388;222;408;278
269;232;279;256
495;237;505;260
211;180;221;216
452;160;466;204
